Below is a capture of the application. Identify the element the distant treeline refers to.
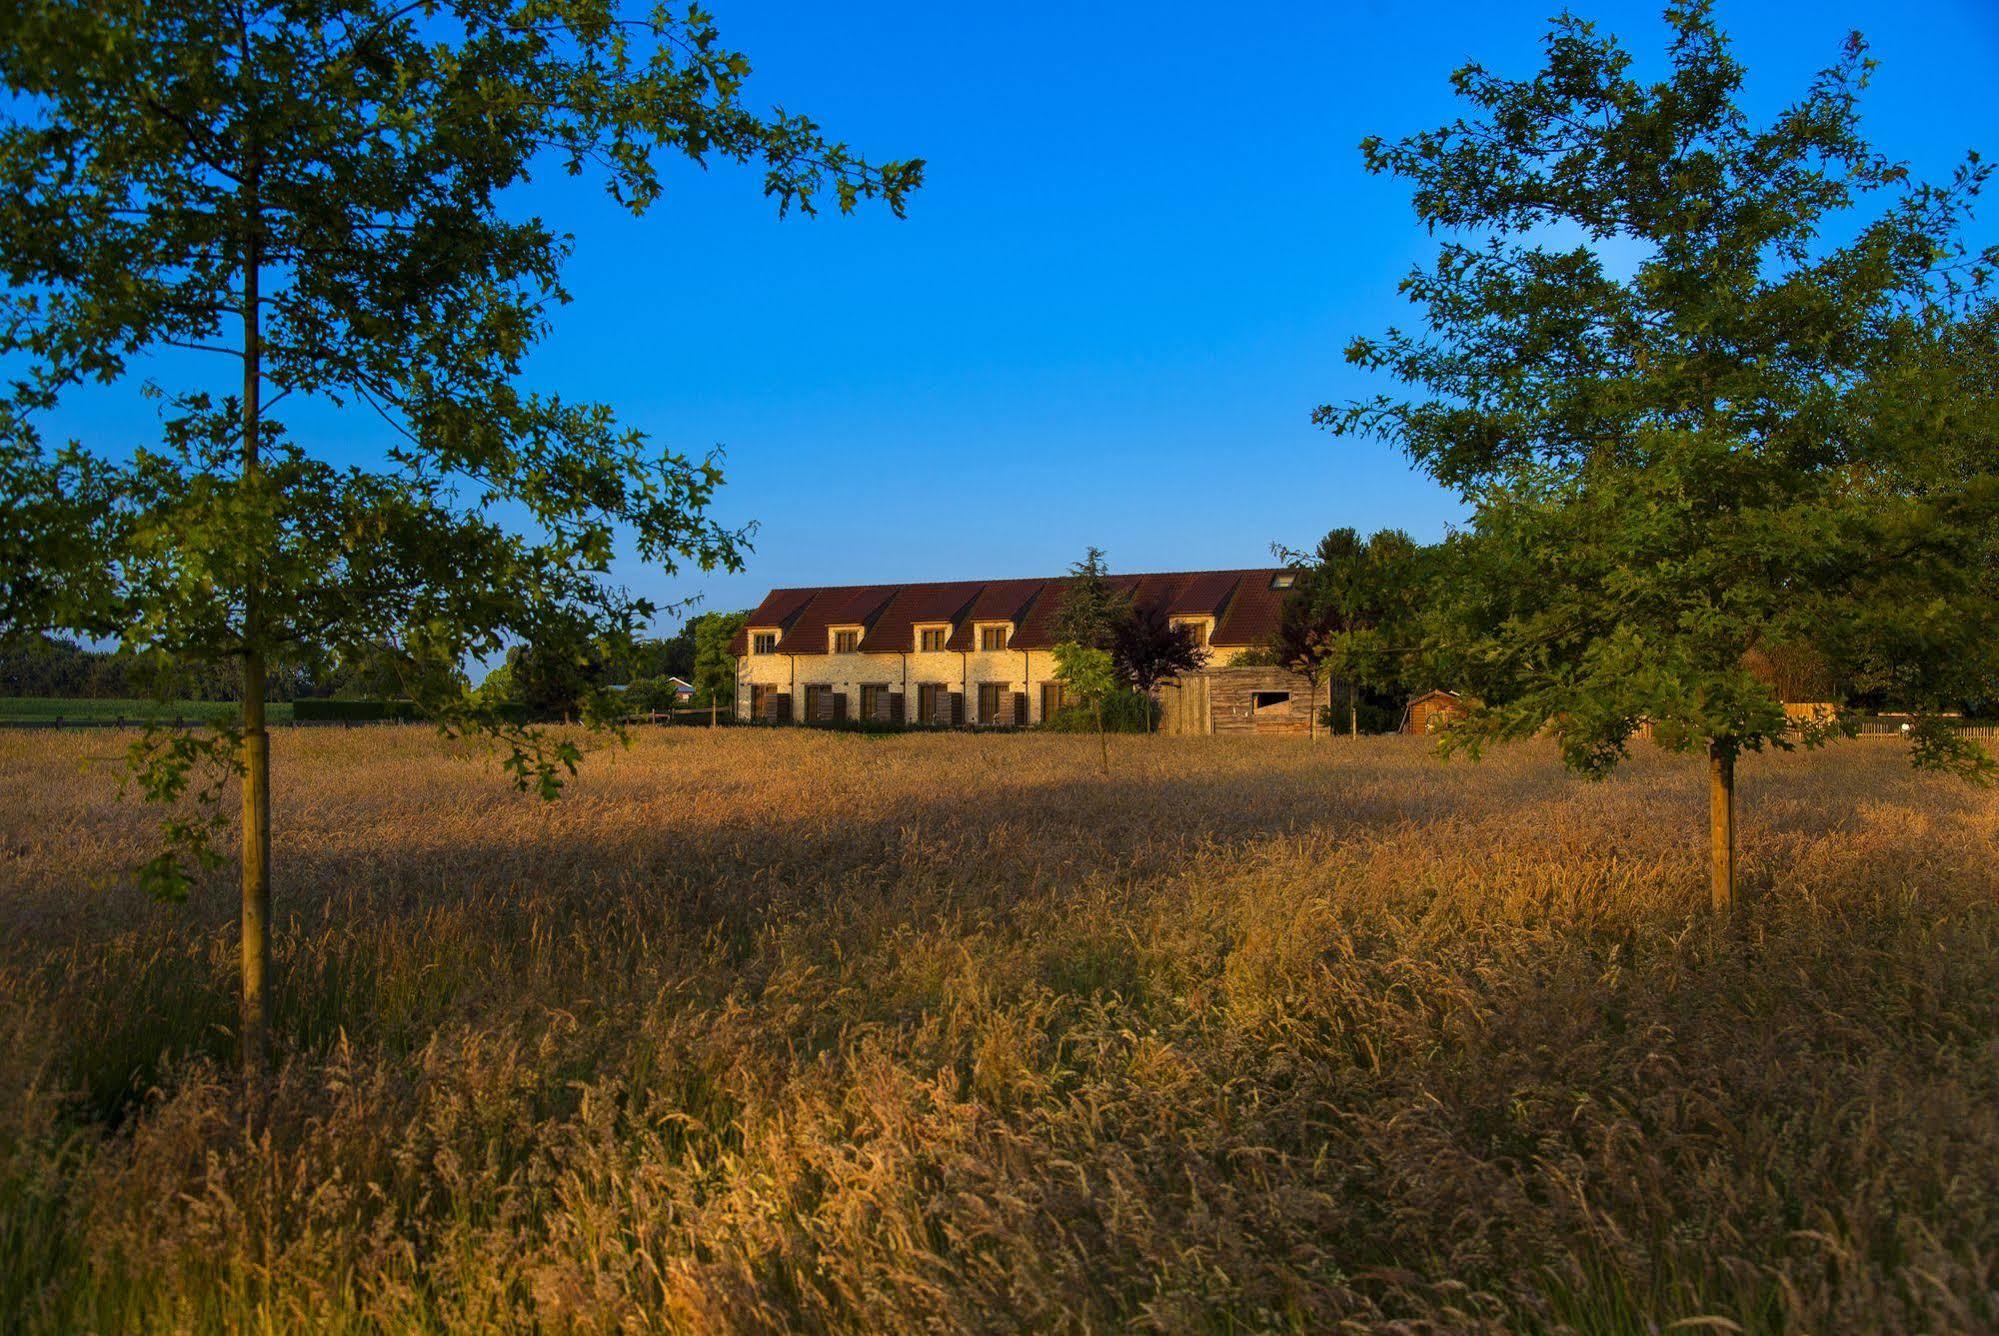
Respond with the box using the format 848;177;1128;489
2;614;746;710
0;635;332;701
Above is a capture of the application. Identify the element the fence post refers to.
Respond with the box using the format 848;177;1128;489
710;698;717;728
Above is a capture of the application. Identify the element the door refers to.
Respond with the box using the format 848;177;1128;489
1040;682;1063;723
977;682;1003;725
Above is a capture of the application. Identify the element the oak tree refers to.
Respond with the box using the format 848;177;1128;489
1326;2;1998;910
0;0;920;1070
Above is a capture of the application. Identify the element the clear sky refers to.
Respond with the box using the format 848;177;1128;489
40;1;1999;631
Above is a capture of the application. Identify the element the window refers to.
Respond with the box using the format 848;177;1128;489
917;683;946;724
918;626;947;652
861;684;885;719
979;625;1009;652
1270;571;1297;590
1251;690;1291;715
832;629;859;654
751;631;778;655
1172;618;1211;648
1040;681;1064;721
977;682;1005;724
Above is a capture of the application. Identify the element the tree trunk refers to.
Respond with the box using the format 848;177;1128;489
1708;740;1736;914
1349;679;1358;738
1096;700;1108;776
240;651;271;1075
239;188;271;1078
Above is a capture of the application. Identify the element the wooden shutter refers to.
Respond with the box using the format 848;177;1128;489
1041;682;1063;722
889;692;905;724
1013;691;1027;726
950;691;964;726
833;691;849;722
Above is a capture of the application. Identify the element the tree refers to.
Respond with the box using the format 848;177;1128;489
1110;604;1208;731
690;610;748;708
1325;3;1999;911
1052;547;1130;652
1272;529;1428;736
1052;642;1119;776
1051;548;1132;764
0;0;920;1072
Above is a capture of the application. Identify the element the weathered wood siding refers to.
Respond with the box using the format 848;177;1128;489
1161;666;1332;736
1402;691;1465;735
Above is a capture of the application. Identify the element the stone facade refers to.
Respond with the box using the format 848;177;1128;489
731;568;1293;730
737;640;1254;728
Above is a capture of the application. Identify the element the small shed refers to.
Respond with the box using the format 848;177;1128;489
1157;665;1333;736
1400;689;1468;735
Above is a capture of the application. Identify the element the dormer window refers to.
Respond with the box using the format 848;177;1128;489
917;625;948;652
751;631;778;655
979;624;1010;652
1171;617;1212;648
831;628;860;654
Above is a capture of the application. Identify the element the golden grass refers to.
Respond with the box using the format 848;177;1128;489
2;727;1998;1332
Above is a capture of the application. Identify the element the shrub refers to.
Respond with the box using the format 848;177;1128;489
1041;690;1155;734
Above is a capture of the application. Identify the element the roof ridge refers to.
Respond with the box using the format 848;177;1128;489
759;565;1289;595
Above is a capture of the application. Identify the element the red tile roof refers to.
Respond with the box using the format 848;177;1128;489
731;568;1295;656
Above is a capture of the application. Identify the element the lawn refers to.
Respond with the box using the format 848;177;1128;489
0;696;295;725
1;728;1995;1332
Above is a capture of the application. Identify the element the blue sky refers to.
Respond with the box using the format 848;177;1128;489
42;1;1999;632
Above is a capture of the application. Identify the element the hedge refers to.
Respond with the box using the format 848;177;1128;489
292;698;422;723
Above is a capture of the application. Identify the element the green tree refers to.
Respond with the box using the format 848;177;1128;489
1325;3;1998;911
1052;548;1133;763
0;0;919;1072
690;610;748;708
1052;547;1130;652
1273;529;1428;736
1052;641;1119;776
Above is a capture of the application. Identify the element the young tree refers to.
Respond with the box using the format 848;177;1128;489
1111;605;1209;732
0;0;920;1072
1052;642;1119;776
1325;3;1998;911
1051;548;1133;761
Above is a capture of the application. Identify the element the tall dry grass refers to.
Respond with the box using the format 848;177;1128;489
2;727;1997;1332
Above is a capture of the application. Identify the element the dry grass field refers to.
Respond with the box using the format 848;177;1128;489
2;727;1998;1332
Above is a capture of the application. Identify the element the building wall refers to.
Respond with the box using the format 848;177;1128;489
737;640;1253;724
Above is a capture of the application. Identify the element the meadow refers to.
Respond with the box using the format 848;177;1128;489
2;726;1997;1332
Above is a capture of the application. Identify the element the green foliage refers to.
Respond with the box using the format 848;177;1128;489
1052;548;1130;652
1325;3;1999;777
1270;528;1434;732
1042;691;1155;734
0;0;919;889
690;610;748;707
290;698;420;723
1052;643;1119;706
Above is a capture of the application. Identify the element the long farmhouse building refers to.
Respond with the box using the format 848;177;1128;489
730;567;1333;734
